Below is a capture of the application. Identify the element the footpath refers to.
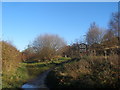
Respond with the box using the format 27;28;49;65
21;58;77;90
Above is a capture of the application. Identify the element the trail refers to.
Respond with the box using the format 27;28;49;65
22;69;52;90
21;59;76;90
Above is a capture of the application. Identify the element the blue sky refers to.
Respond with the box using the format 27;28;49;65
2;2;118;51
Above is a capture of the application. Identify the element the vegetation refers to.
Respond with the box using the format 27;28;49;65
1;41;25;88
2;63;28;88
22;34;66;62
2;46;71;89
86;22;105;45
1;12;119;89
2;41;22;74
1;38;69;89
46;12;120;89
23;57;71;79
46;55;119;89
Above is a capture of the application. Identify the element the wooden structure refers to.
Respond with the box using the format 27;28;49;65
88;44;120;56
79;43;88;53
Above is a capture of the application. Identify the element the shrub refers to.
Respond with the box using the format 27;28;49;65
2;41;22;74
46;55;119;88
1;41;26;88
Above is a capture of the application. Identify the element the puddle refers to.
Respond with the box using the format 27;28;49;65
21;69;52;90
22;84;38;88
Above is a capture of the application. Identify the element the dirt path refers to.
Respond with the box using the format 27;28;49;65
21;59;76;90
22;69;52;90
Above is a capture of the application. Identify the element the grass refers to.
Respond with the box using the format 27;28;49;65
0;75;1;89
2;63;29;88
46;55;120;89
25;57;71;79
2;57;71;88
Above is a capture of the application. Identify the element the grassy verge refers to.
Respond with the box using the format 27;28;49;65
46;55;120;89
2;63;29;88
2;57;71;88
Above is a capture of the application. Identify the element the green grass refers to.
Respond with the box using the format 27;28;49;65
24;57;71;79
0;76;2;89
2;63;29;88
2;57;71;88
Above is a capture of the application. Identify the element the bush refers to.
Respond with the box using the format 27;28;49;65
2;41;22;74
46;55;119;88
88;55;119;88
1;41;24;88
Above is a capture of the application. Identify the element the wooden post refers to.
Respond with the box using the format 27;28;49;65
104;50;107;59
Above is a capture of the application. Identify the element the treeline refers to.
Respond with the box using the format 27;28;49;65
46;12;120;89
1;12;119;78
22;34;66;62
21;12;120;63
85;12;119;56
63;12;120;58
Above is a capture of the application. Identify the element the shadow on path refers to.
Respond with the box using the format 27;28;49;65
21;58;78;90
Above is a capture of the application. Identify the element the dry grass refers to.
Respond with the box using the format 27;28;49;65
62;60;91;79
46;54;120;88
1;41;22;74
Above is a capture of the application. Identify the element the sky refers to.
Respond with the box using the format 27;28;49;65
2;2;118;51
2;0;119;2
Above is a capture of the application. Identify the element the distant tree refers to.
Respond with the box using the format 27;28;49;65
30;34;66;61
22;45;36;62
102;12;119;47
61;45;71;57
109;12;119;37
103;30;114;41
108;12;120;47
86;22;105;45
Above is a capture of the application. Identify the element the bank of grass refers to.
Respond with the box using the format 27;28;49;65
2;63;29;88
24;57;71;79
2;57;71;88
46;55;119;89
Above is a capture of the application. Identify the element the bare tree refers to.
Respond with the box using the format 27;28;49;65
31;34;66;61
103;30;114;41
22;45;36;62
109;12;119;37
86;22;105;45
102;12;120;47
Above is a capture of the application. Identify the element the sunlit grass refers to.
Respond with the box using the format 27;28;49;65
2;63;29;88
2;57;71;88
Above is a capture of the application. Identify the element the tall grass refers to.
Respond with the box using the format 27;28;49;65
2;57;71;88
1;41;24;88
46;55;119;89
2;41;22;74
2;63;29;88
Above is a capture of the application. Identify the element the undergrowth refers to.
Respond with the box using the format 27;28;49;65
46;55;120;89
